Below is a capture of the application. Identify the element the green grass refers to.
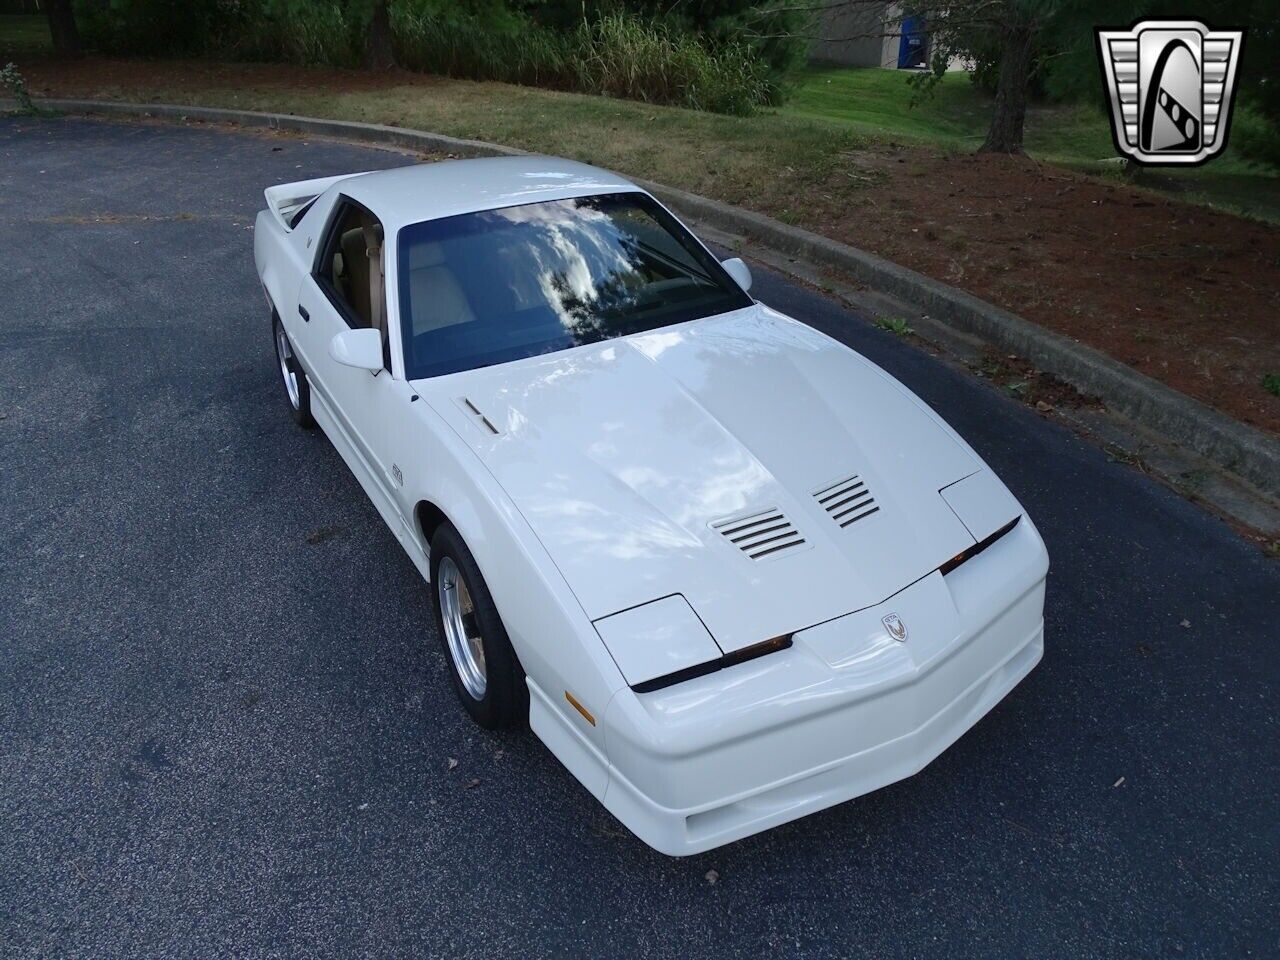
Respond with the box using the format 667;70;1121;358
783;65;1258;168
782;66;1121;161
782;67;993;147
783;66;1280;220
874;316;914;336
0;15;49;55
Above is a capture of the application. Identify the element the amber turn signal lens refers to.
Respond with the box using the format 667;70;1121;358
565;690;596;727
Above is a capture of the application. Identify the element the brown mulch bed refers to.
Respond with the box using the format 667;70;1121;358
826;149;1280;434
14;57;1280;433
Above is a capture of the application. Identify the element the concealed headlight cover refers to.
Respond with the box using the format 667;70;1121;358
940;470;1021;542
594;595;722;688
593;595;793;694
938;470;1023;575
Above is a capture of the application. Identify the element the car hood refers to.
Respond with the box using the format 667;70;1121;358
416;306;981;652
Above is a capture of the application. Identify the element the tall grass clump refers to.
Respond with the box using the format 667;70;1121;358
572;13;768;115
266;1;363;68
392;2;769;114
392;0;572;88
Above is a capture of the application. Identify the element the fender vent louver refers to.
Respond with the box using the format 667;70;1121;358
814;474;879;528
455;396;500;436
712;509;806;560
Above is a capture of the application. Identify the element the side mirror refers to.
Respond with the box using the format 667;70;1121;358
721;257;752;293
329;327;384;372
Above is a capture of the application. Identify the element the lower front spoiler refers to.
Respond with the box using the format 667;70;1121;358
602;617;1043;857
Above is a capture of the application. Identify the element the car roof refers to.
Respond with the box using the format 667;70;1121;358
333;155;644;231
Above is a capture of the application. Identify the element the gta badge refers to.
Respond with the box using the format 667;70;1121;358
1096;20;1244;166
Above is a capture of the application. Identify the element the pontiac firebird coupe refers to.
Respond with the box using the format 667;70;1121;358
253;157;1049;855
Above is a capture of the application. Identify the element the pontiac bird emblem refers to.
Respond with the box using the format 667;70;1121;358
1096;19;1244;166
882;613;907;642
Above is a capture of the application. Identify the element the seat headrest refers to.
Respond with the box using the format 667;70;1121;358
406;241;447;270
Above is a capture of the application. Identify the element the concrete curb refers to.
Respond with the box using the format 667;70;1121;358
18;97;1280;499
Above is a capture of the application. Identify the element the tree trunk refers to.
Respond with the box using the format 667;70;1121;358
978;20;1034;155
46;0;82;59
366;0;396;71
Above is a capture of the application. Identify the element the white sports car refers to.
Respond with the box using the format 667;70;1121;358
254;157;1049;855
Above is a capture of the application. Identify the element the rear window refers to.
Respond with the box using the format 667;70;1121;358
396;193;752;380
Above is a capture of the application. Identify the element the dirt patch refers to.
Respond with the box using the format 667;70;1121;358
970;348;1103;412
820;149;1280;433
13;56;1280;434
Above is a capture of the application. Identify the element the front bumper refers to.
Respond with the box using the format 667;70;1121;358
598;518;1048;856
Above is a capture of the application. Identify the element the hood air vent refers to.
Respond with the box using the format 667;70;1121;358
815;475;879;528
712;508;806;560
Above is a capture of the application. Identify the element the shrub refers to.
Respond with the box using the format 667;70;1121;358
73;0;250;57
1;61;37;113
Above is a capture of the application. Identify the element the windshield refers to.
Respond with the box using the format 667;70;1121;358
396;193;752;380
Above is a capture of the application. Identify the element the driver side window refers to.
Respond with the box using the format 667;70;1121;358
316;199;390;365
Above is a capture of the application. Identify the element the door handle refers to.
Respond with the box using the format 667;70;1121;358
298;305;310;322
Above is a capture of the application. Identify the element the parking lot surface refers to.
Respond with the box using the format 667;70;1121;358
1;117;1276;959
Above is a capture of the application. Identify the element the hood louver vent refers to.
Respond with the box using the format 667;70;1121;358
712;509;806;560
815;475;879;528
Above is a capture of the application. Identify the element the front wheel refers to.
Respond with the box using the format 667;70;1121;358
430;523;527;729
273;311;314;428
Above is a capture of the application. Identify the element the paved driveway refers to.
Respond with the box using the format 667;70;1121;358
1;117;1276;959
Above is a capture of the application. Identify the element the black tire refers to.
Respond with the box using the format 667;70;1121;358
272;310;315;428
429;523;527;729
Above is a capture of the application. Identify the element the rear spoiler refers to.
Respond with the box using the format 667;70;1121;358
263;171;371;231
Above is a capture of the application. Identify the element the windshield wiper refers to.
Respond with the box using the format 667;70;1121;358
633;240;716;286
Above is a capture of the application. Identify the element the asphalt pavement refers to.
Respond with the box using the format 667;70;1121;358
1;116;1277;959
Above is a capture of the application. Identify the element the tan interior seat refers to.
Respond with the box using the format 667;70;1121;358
407;242;476;333
340;227;372;327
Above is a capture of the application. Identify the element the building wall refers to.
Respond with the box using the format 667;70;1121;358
810;2;903;68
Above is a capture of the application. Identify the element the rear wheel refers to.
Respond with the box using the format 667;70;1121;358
430;523;526;729
273;311;314;428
